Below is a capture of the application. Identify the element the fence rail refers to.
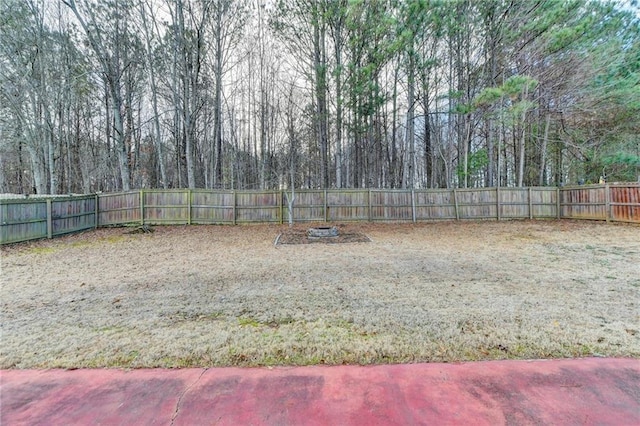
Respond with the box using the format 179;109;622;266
2;184;638;245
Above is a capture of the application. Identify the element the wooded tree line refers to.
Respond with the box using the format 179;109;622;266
1;0;638;194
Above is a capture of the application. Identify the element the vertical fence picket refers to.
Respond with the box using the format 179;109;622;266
411;190;416;223
605;184;610;223
453;189;459;220
324;190;328;222
46;199;52;239
139;190;145;225
94;194;99;228
232;190;237;225
185;189;190;225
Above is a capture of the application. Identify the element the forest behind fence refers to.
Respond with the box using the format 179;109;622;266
1;184;639;245
2;1;639;197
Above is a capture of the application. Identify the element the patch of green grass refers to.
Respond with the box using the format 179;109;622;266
265;316;295;327
152;355;209;368
578;344;594;356
238;317;261;327
69;240;91;248
27;246;56;255
70;351;140;369
103;235;125;244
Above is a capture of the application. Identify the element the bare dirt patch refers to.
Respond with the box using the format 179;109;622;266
1;220;639;368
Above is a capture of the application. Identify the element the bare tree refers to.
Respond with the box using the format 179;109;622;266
138;0;167;188
63;0;134;191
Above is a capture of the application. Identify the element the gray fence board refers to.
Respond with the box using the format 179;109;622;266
98;192;140;225
0;199;48;244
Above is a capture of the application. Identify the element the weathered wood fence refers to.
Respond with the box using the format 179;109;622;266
2;184;639;245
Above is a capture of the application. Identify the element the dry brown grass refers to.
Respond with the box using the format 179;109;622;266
1;220;639;368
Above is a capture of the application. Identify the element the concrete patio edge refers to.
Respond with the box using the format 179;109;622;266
2;358;639;425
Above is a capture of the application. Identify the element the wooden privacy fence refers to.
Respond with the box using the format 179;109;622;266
95;187;562;225
2;184;639;245
0;195;97;245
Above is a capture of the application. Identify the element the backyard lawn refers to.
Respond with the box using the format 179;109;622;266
1;220;638;368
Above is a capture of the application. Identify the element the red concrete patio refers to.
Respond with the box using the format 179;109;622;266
2;358;639;425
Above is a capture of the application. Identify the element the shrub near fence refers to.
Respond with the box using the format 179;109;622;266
1;185;638;245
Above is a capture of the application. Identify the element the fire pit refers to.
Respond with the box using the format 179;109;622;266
275;226;370;245
307;226;339;238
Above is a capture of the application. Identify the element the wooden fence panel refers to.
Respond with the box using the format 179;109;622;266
370;190;412;221
561;186;606;220
191;190;234;224
0;199;48;244
609;184;640;223
530;188;558;218
98;192;140;225
327;190;369;221
235;191;280;223
457;188;497;219
143;190;189;224
0;196;96;244
287;190;325;222
51;196;96;237
499;188;529;219
414;190;456;220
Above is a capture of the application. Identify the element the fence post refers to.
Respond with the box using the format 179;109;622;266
605;184;610;222
139;190;145;225
46;199;53;239
528;187;533;220
232;190;237;225
279;190;284;225
556;187;561;219
368;189;372;222
453;189;459;220
187;189;192;225
94;194;99;229
496;187;501;221
411;189;416;223
324;190;328;222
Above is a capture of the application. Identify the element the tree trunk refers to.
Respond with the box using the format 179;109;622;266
213;7;224;188
64;0;131;191
313;9;329;189
139;1;167;189
539;113;551;186
334;22;343;189
110;85;130;191
391;61;399;188
517;85;529;187
406;49;415;189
